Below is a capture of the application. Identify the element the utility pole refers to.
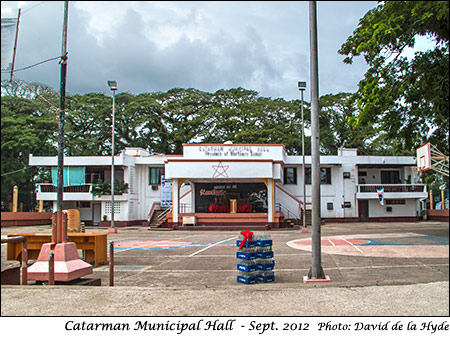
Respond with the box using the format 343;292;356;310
306;1;327;282
57;1;69;211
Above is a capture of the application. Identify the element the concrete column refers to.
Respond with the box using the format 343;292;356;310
191;183;195;213
172;178;179;225
267;179;274;223
12;186;18;212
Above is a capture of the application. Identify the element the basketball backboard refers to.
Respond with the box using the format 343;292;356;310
416;143;431;172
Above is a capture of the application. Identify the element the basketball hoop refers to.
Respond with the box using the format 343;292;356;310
416;142;449;177
416;143;431;172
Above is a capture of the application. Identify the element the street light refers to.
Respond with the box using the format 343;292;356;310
298;81;307;229
107;80;117;233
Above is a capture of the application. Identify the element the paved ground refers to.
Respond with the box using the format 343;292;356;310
1;221;449;316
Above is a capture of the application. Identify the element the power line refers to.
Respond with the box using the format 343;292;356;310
1;167;28;177
1;55;61;73
21;1;46;14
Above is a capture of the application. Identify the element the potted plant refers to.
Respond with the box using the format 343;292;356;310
91;179;129;197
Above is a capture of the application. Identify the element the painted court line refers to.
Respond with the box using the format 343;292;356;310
188;236;237;257
338;235;364;254
113;242;153;254
280;263;449;272
94;263;449;273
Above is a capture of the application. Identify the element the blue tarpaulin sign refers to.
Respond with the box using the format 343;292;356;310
52;167;86;187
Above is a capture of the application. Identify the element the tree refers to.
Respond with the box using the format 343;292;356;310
65;93;113;156
1;95;58;210
155;88;214;154
319;92;384;155
339;1;449;155
200;88;307;155
200;87;261;144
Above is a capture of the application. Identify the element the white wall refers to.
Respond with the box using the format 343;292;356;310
369;199;417;218
101;201;127;221
139;165;165;220
275;164;360;219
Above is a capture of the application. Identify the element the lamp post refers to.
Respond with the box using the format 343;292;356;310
107;80;117;234
298;81;307;229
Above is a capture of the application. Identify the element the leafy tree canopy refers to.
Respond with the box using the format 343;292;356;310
339;1;449;155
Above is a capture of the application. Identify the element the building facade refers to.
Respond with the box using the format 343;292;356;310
29;143;427;228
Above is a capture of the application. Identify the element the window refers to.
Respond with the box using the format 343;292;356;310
76;201;90;208
381;171;400;184
305;168;332;185
386;199;406;205
149;167;165;185
85;169;104;184
284;167;297;185
105;202;120;214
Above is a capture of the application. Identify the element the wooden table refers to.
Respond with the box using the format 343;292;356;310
6;233;108;267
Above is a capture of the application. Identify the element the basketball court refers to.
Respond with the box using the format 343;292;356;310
84;221;449;288
1;221;448;288
287;232;449;258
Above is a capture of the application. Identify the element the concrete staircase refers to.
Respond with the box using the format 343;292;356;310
147;208;171;229
147;210;311;231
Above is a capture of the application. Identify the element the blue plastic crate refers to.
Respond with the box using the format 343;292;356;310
256;239;272;247
236;240;257;248
237;275;258;284
257;273;275;283
237;263;258;272
257;260;275;270
257;251;274;259
236;251;258;260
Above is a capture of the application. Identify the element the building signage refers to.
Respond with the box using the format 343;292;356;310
198;145;270;157
199;189;226;196
199;184;238;196
160;176;172;207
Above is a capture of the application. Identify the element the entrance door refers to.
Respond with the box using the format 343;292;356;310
92;203;101;225
358;200;369;222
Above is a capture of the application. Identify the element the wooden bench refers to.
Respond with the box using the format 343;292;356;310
6;233;108;267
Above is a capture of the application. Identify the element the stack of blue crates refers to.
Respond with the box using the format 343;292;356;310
236;233;275;284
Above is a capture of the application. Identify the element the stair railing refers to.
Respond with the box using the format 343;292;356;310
147;202;161;222
157;206;172;222
275;202;297;220
275;184;306;217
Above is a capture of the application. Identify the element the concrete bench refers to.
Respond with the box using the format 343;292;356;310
7;232;108;267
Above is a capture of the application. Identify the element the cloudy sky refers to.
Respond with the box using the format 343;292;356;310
1;1;378;101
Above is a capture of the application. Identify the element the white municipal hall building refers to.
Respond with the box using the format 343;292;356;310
29;143;427;229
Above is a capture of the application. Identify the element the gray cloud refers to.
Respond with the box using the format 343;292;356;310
2;1;377;100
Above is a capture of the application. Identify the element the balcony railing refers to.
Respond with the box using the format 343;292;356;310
357;184;426;193
37;183;92;193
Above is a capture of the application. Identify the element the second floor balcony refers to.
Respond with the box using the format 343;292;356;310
36;183;129;202
357;184;427;200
